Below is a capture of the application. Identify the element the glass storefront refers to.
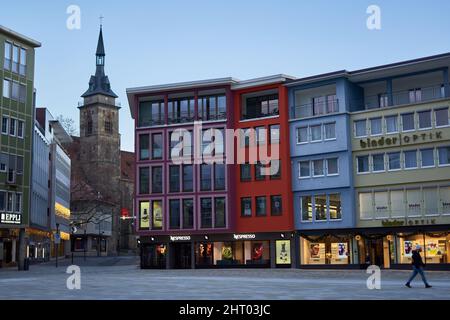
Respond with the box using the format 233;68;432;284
300;235;352;265
141;244;167;269
397;233;449;265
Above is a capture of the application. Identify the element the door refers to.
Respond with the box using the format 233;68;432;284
173;243;192;269
367;239;384;267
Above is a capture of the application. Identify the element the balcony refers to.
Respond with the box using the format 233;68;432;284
168;111;195;124
351;84;446;110
292;99;339;119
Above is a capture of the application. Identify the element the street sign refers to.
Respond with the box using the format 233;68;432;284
54;232;61;244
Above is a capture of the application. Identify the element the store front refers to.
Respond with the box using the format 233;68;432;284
140;233;295;269
26;228;52;263
0;229;19;267
298;233;357;268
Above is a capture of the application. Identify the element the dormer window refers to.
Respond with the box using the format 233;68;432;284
97;55;104;66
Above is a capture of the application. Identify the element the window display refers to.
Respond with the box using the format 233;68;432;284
398;234;449;265
300;237;351;265
275;240;291;265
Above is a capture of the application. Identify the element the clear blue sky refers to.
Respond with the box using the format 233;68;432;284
2;0;450;151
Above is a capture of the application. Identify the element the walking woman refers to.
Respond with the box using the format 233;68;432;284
405;245;432;288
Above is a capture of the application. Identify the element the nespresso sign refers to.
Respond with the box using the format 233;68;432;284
360;132;443;149
1;213;22;225
170;236;191;241
233;233;256;240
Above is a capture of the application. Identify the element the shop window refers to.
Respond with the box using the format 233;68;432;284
359;192;373;220
196;243;213;266
301;196;313;222
152;200;163;230
276;240;291;265
390;190;405;218
200;198;212;228
270;195;282;216
314;195;327;221
241;197;252;217
256;196;267;217
300;237;350;265
406;189;422;217
182;199;194;229
139;201;150;229
424;187;438;216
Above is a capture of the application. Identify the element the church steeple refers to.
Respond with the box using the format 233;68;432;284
82;25;118;99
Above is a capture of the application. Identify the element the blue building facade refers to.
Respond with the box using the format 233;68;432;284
287;77;363;267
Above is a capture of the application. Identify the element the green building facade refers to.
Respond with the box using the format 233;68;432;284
0;25;40;267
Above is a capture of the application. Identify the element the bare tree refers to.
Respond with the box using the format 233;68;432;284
57;115;78;136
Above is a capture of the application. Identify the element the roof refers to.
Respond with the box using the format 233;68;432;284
0;25;41;47
120;151;135;181
96;27;105;56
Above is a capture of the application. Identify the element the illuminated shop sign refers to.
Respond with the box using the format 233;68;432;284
233;234;256;240
170;236;191;241
359;131;443;149
381;218;437;227
1;213;22;225
55;203;71;219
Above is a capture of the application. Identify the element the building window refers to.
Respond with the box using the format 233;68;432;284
297;127;308;144
168;97;195;124
182;165;193;192
17;120;24;138
199;95;226;121
406;189;421;217
9;118;16;136
169;166;180;193
1;117;8;134
270;124;280;144
355;120;367;137
16;156;23;175
372;154;385;172
299;161;310;178
404;150;418;169
420;148;435;168
152;200;163;230
241;197;252;217
325;158;338;176
151;133;163;160
418;110;432;129
255;126;266;145
357;156;369;173
438;147;450;166
359;192;373;220
255;161;265;181
329;194;341;220
104;120;112;133
240;163;251;181
87;121;93;135
182;199;194;229
139;167;149;194
379;93;389;108
301;196;313;222
11;81;19;100
19;84;26;103
200;198;212;229
138;100;165;127
324;122;336;140
374;191;389;219
3;79;11;98
200;164;212;191
214;197;226;228
15;193;22;213
314;195;327;221
370;117;382;135
388;152;401;171
151;166;163;193
270;195;282;216
214;163;225;190
269;159;281;179
402;113;415;131
310;125;322;142
242;94;278;120
312;159;324;177
12;44;19;73
385;115;398;133
169;199;180;230
139;134;149;160
0;153;7;172
19;48;27;76
7;192;13;212
256;196;267;217
435;108;449;127
4;42;11;70
0;191;5;211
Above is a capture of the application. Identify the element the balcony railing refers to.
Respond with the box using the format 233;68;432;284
350;84;446;110
292;99;339;119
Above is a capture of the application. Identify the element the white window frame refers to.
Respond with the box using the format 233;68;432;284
437;146;450;167
9;117;17;137
434;107;450;128
310;124;322;143
1;116;8;135
356;155;370;175
420;148;435;169
326;158;339;176
324;122;337;141
369;117;383;136
354;119;367;138
14;192;22;213
300;196;313;223
371;153;386;173
17;120;24;139
403;149;418;170
3;78;11;99
385;115;399;134
312;159;325;177
401;112;416;132
387;152;402;172
417;110;432;131
296;126;309;145
298;161;311;179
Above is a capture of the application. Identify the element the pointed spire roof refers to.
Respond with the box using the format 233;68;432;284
82;26;118;99
96;26;105;56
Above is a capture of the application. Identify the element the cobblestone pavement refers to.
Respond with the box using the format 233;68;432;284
0;256;449;300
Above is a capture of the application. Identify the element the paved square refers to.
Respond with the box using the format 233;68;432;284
0;256;449;300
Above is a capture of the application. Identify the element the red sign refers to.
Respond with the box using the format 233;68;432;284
121;208;129;218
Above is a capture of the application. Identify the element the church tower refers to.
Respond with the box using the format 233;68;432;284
78;26;121;201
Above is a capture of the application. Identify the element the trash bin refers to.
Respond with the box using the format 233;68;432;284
23;258;30;271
